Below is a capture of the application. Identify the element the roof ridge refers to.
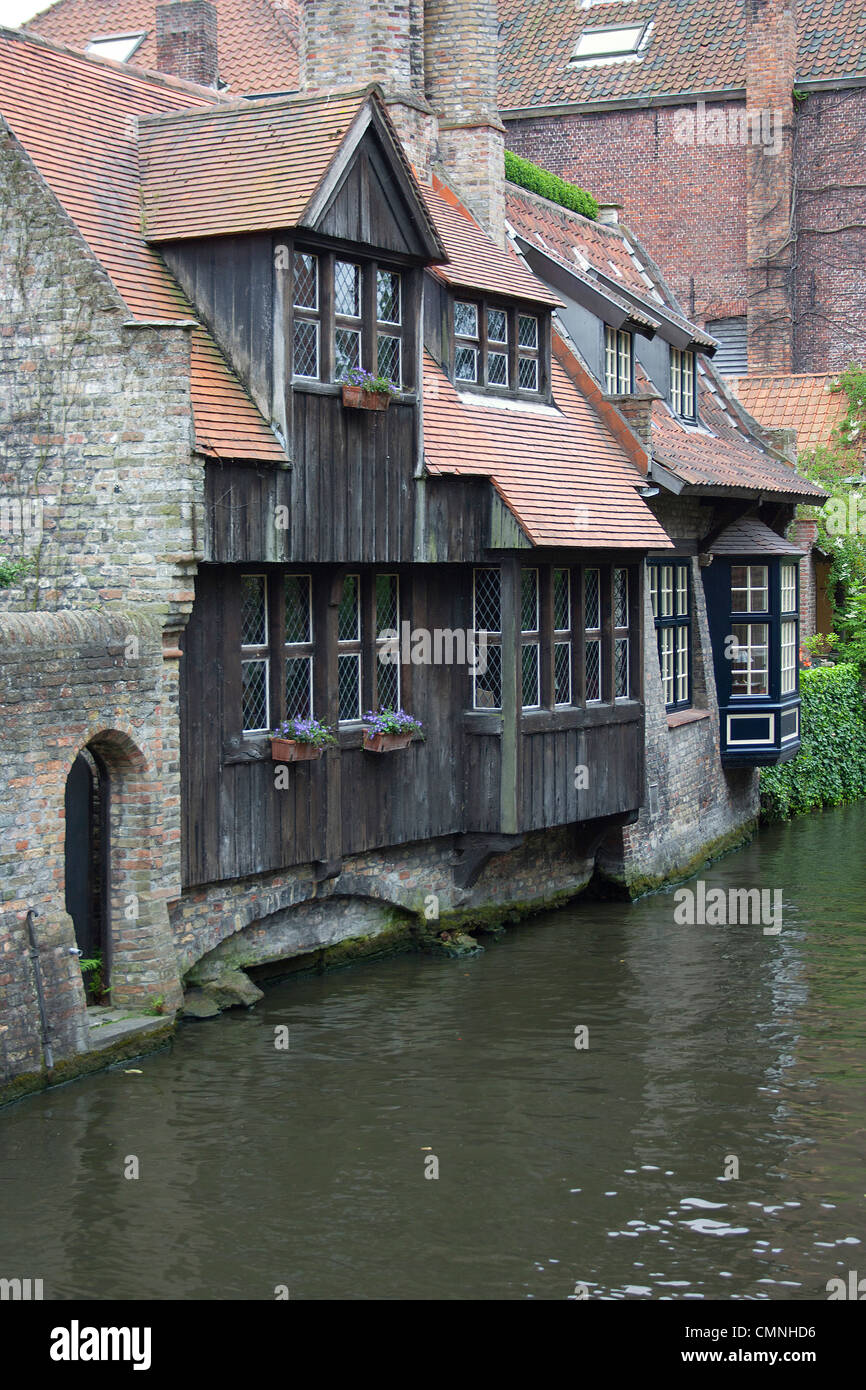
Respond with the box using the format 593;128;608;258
136;82;374;127
0;23;229;102
505;178;609;237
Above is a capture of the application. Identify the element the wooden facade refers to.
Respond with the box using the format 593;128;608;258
171;113;652;893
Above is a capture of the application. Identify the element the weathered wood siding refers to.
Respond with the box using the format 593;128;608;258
180;563;646;887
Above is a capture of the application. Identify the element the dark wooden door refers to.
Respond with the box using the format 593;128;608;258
64;753;103;965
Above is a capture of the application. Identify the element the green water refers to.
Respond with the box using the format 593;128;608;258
1;803;864;1300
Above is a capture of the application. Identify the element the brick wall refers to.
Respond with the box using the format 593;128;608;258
794;87;866;372
424;0;505;241
155;1;218;88
745;0;796;373
506;103;749;324
0;124;197;1084
600;511;760;892
0;124;201;621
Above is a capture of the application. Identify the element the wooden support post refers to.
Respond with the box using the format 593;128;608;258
499;556;521;834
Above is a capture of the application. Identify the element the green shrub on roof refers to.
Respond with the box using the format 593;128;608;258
504;150;599;221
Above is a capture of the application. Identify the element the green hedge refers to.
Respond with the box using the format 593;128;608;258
504;150;599;221
760;662;866;819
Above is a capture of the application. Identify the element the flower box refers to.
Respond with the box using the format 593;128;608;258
362;731;414;753
341;384;391;412
271;737;323;763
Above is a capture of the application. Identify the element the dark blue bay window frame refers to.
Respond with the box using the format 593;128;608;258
703;553;802;765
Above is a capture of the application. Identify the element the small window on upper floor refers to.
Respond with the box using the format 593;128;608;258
453;297;544;397
671;347;697;421
572;24;647;62
85;32;147;62
291;249;408;390
605;326;634;394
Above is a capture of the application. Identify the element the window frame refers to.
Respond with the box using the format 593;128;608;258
670;347;697;421
604;326;635;394
290;245;412;391
648;559;692;712
452;295;548;400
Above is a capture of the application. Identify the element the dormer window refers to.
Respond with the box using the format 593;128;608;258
291;248;409;390
85;32;147;62
453;298;545;396
604;326;634;394
671;348;696;420
572;24;648;63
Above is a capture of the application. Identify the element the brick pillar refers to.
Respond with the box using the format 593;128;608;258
791;516;818;638
424;0;505;244
606;389;661;449
155;1;218;87
745;0;796;372
300;0;435;177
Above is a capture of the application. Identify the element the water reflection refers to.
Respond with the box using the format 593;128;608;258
1;803;864;1300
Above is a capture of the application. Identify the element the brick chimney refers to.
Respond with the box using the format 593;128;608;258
424;0;505;244
156;2;218;88
745;0;797;372
300;1;436;177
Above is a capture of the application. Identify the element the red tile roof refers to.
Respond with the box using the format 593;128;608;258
424;176;560;307
139;88;370;241
728;373;849;453
423;349;670;551
504;183;826;504
26;0;299;95
26;0;866;107
498;0;866;112
0;28;286;462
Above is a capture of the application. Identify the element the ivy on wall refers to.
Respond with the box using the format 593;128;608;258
760;662;866;820
504;151;599;221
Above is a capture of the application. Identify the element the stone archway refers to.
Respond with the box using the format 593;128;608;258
65;730;183;1013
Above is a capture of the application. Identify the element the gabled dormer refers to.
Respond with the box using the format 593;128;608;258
138;87;447;449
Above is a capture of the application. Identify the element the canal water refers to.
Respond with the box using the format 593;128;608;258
1;803;864;1301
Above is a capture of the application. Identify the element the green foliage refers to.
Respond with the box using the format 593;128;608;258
760;663;866;820
798;362;866;669
0;552;32;589
79;950;107;1004
504;150;599;221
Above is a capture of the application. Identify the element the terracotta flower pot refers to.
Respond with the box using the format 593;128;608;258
271;737;323;763
341;384;391;411
363;730;414;752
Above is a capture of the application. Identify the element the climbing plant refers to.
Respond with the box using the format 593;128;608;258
798;364;866;671
760;662;866;819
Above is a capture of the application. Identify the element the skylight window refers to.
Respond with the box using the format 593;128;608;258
85;32;147;63
572;24;647;61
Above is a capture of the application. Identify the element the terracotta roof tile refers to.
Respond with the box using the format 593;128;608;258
139;89;369;241
424;176;560;306
26;0;299;95
504;184;826;503
728;373;848;452
27;0;866;106
422;349;670;550
0;28;286;462
498;0;866;112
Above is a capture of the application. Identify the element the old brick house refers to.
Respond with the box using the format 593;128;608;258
1;3;823;1099
28;0;866;378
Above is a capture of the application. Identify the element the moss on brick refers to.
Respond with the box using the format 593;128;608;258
0;1019;174;1109
597;820;758;900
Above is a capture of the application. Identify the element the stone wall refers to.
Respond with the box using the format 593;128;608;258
0;612;185;1083
0;124;198;1085
599;532;760;894
0;123;200;623
173;825;597;981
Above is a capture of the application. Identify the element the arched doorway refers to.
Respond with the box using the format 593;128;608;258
64;746;109;1003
